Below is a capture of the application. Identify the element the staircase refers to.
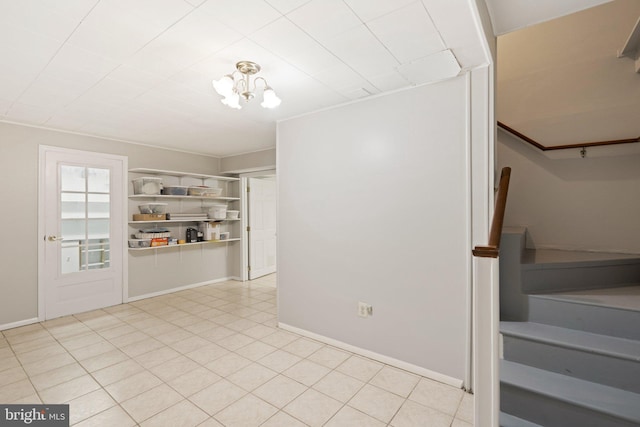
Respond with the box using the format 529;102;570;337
499;229;640;427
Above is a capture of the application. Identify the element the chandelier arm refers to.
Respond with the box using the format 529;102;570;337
253;77;269;90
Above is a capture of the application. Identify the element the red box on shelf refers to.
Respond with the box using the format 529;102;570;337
150;237;168;247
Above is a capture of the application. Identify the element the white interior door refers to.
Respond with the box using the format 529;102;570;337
40;146;126;320
248;177;277;280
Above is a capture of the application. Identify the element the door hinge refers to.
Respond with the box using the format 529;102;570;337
246;226;251;232
246;186;250;192
248;265;251;272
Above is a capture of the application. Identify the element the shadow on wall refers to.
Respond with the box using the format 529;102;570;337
497;129;640;254
498;129;640;182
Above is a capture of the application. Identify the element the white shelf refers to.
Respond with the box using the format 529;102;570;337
129;168;239;181
128;238;240;251
129;219;240;224
129;195;240;201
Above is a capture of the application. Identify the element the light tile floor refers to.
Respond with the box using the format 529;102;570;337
0;275;473;426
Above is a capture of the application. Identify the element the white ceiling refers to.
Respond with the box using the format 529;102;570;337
0;0;490;157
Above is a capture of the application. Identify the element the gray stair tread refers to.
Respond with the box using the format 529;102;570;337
522;249;640;269
537;286;640;312
500;412;542;427
501;360;640;423
500;321;640;361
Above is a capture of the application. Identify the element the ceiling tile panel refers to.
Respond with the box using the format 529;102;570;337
421;0;490;69
6;102;53;125
124;47;192;79
106;65;166;89
61;99;118;120
122;0;195;30
0;0;92;41
310;63;369;92
367;71;411;92
169;68;215;95
74;78;148;106
67;0;193;62
198;0;281;35
265;0;311;15
396;49;461;85
321;25;399;80
67;25;158;63
17;74;96;109
140;10;243;68
366;2;444;63
344;0;416;22
44;114;88;131
42;44;119;88
193;38;278;75
0;48;51;101
251;17;342;75
0;22;64;65
273;76;348;112
286;0;362;42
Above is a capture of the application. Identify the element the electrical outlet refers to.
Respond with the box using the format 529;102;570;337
358;302;373;318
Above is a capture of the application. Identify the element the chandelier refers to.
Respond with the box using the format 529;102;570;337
212;61;281;110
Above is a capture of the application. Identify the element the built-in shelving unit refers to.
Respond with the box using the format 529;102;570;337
128;168;241;251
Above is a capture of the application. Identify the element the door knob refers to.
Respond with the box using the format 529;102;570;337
46;235;63;242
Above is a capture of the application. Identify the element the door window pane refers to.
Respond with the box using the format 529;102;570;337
59;165;111;273
88;193;110;219
88;168;110;193
61;166;85;192
61;219;85;241
84;240;110;270
88;219;110;239
61;193;86;219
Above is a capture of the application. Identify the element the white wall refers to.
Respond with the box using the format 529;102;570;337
498;129;640;254
220;148;276;173
0;122;237;326
278;77;472;384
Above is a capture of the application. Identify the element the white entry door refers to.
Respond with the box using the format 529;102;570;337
40;146;126;320
248;177;277;280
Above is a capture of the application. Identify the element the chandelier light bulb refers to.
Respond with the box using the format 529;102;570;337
261;87;281;109
212;75;234;97
221;91;241;109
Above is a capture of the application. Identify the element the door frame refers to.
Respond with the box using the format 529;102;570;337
37;145;129;321
239;169;276;282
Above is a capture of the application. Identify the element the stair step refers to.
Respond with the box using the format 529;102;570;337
501;321;640;392
528;294;640;340
501;360;640;427
500;412;542;427
521;250;640;293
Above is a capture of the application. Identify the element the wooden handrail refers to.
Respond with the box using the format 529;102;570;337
473;167;511;258
498;122;640;151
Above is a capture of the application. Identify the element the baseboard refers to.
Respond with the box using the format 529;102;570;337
126;277;238;302
278;322;464;389
0;317;39;332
